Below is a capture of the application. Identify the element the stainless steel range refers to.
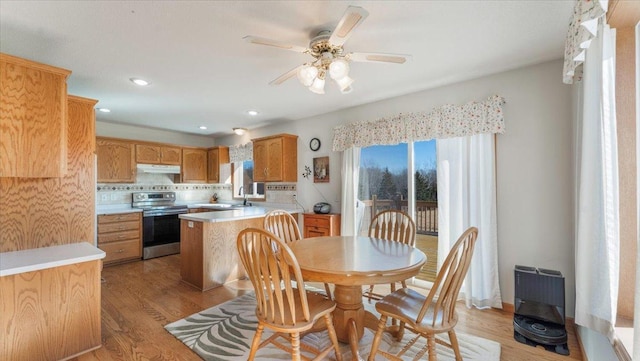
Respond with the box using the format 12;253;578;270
132;191;188;259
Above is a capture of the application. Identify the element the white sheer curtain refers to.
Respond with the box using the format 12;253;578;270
436;134;502;309
574;22;619;341
340;147;360;236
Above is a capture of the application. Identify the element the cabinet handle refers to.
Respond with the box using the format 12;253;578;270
118;235;125;239
264;168;267;176
117;249;124;253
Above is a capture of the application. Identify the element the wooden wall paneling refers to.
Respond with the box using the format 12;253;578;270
0;95;97;252
201;217;263;290
0;260;102;361
181;217;263;291
180;220;204;289
0;53;71;178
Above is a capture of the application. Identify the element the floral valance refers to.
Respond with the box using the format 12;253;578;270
229;142;253;163
562;0;608;84
332;95;506;152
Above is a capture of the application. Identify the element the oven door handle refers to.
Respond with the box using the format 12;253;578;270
143;210;188;217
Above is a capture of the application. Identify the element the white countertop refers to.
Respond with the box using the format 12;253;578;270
179;206;302;223
0;242;106;277
96;204;143;215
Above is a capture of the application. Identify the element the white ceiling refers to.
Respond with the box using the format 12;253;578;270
0;1;574;137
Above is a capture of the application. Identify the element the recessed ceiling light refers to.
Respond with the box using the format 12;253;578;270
97;108;111;113
247;110;259;116
130;77;150;86
233;128;247;135
199;126;207;130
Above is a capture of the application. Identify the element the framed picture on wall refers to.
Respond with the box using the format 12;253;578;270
313;156;330;183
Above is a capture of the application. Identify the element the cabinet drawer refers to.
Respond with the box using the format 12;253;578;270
98;213;140;224
305;227;329;238
304;216;330;228
99;240;141;264
98;230;140;244
98;220;139;234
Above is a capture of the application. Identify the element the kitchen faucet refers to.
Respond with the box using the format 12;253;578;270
238;186;249;206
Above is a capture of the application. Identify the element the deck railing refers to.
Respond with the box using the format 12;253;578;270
360;195;438;235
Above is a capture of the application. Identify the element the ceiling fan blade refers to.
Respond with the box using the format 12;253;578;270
269;65;303;86
243;36;308;53
348;52;412;64
329;6;369;46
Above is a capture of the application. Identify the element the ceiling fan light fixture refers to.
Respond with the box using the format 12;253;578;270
297;65;318;87
233;127;247;135
335;76;354;93
329;58;350;80
308;77;325;94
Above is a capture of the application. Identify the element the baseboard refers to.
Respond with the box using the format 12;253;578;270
501;302;514;314
613;338;632;361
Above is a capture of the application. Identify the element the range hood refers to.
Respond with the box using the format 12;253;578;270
136;164;181;174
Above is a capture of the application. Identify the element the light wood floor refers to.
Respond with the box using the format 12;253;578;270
73;255;584;361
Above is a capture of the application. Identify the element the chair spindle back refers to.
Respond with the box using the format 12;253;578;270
369;209;416;246
417;226;478;328
264;210;302;244
237;228;310;326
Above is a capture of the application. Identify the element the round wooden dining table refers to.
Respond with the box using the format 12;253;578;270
289;235;427;360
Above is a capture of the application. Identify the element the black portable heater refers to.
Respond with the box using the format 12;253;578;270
513;265;569;355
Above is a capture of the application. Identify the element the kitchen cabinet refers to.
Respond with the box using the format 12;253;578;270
135;143;181;165
0;53;71;178
207;146;229;183
252;134;298;182
1;94;98;253
97;212;142;265
182;148;208;183
1;243;103;361
96;137;136;183
303;213;341;238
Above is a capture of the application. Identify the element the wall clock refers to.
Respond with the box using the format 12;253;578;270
309;137;321;151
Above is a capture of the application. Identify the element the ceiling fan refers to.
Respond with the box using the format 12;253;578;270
244;6;411;94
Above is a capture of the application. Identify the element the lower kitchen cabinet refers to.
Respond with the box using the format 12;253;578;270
303;213;341;238
97;212;142;265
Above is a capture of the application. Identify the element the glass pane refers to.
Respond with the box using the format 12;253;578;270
414;140;437;282
358;144;408;235
233;161;265;199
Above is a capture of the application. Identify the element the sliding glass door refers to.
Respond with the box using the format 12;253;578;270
358;140;437;282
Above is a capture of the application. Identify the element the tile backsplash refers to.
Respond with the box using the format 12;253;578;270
96;173;298;207
96;173;230;205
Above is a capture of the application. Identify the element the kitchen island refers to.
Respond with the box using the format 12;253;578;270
178;207;300;291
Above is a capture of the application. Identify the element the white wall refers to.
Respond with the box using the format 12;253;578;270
96;121;215;147
218;59;576;316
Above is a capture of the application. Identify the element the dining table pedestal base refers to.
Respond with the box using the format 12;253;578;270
332;285;365;343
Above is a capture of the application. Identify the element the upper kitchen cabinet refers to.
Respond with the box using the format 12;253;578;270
182;147;207;183
96;137;135;183
135;143;181;165
0;53;71;178
207;146;229;183
252;134;298;182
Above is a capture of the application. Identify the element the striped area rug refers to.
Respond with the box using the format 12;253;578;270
165;292;500;360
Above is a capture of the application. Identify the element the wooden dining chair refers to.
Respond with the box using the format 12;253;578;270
264;209;333;300
364;209;417;301
367;227;478;361
237;228;343;361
